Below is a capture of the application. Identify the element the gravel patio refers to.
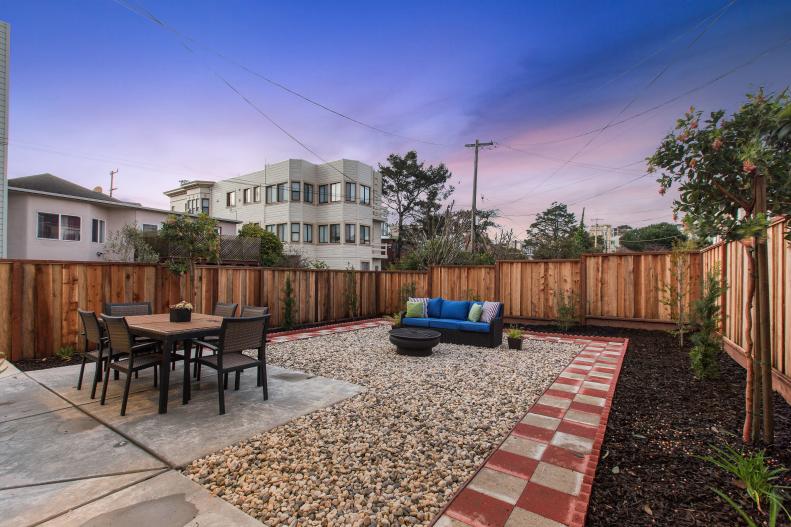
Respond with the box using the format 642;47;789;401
185;325;582;526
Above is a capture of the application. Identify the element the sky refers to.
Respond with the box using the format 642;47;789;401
2;0;790;234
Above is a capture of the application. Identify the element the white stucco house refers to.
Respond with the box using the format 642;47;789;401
6;174;238;262
165;159;389;270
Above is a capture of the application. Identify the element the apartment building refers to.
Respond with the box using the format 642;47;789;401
0;21;9;258
165;159;388;270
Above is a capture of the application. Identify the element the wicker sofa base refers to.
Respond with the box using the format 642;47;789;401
399;313;504;349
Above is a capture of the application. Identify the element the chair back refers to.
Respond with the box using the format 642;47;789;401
218;316;267;358
241;305;269;318
78;309;104;344
103;302;152;317
214;303;238;318
102;315;134;358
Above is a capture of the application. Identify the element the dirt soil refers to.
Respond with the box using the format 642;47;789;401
522;324;791;527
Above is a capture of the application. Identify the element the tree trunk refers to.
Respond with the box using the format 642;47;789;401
396;217;404;260
743;246;757;444
754;173;774;445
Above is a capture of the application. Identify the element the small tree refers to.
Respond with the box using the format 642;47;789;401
282;275;295;330
524;202;585;259
103;224;159;263
159;214;219;302
238;222;283;266
554;290;579;331
343;265;359;319
689;266;727;380
650;89;791;444
659;239;697;347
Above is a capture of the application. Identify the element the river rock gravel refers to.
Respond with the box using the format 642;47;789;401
184;326;581;526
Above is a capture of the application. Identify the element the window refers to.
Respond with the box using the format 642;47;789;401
142;224;158;233
277;183;287;202
37;213;59;239
226;191;236;207
360;185;371;205
291;182;301;202
276;223;287;242
201;198;210;214
265;185;276;204
345;182;356;202
318;225;328;243
345;223;356;243
361;261;370;271
330;224;341;243
265;224;275;233
243;188;252;204
291;222;300;242
304;224;313;243
61;215;81;241
330;183;341;202
318;184;328;204
304;183;314;204
360;225;371;245
253;186;261;203
91;219;105;243
382;223;391;237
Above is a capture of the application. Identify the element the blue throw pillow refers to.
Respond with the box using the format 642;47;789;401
441;300;472;320
426;297;444;318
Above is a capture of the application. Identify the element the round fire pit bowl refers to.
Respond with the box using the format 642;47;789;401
388;327;441;356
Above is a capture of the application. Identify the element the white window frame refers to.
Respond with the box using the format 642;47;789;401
91;218;106;243
226;191;236;207
329;183;341;203
37;212;82;242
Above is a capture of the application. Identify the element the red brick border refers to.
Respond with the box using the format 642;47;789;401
267;319;390;343
432;333;628;527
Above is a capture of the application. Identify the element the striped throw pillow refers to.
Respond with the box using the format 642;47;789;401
409;297;429;317
480;301;501;323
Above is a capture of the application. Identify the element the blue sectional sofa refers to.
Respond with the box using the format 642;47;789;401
401;297;504;348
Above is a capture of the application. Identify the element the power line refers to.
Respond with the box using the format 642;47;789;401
496;143;644;175
112;0;446;147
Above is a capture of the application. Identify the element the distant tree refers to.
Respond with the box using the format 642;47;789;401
524;202;583;259
238;222;283;266
103;223;159;263
159;214;219;301
379;151;454;259
649;89;791;445
619;222;687;251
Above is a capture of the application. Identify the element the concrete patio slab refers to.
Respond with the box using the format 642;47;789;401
0;361;21;380
43;470;262;527
0;469;166;527
0;406;166;489
0;374;71;423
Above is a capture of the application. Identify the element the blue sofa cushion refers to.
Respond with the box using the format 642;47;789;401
456;320;491;333
441;300;471;320
402;317;431;328
426;297;444;318
427;318;462;330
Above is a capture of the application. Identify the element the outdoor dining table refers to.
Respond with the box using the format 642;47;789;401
125;313;223;414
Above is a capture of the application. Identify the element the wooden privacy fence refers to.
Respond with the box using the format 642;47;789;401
0;219;788;402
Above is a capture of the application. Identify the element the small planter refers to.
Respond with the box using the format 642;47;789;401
169;308;192;323
507;337;523;350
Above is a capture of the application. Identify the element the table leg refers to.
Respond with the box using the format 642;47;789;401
158;339;171;414
183;339;192;404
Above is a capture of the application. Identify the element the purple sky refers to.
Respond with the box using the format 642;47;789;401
3;0;790;234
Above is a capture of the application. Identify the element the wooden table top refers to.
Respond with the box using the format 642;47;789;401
125;313;224;337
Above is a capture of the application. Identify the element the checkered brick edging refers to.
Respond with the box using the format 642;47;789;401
433;333;629;527
267;319;391;343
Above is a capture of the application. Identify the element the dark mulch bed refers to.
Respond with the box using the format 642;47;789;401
14;354;84;371
523;324;791;527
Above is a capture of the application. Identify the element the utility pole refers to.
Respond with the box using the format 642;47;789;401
109;169;118;197
464;139;494;252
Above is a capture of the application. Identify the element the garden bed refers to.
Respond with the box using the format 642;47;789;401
523;324;791;527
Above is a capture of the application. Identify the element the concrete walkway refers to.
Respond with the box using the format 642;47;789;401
1;358;363;526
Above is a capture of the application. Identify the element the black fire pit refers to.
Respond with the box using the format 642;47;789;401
388;328;441;356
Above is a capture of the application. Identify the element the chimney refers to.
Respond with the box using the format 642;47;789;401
93;186;104;194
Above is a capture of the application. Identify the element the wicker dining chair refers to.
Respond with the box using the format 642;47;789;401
103;302;152;317
193;302;239;378
77;309;115;399
100;315;167;416
240;305;269;318
194;315;270;415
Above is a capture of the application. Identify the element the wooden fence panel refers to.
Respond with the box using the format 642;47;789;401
375;271;428;314
497;260;580;320
429;266;496;301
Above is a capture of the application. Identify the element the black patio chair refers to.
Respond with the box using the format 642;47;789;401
240;305;269;318
194;315;270;415
103;302;152;316
77;309;115;399
193;302;239;378
100;315;168;416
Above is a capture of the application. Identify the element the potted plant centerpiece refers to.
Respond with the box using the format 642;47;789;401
506;327;524;350
169;301;193;322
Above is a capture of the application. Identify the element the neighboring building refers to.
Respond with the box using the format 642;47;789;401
165;159;389;270
588;223;632;253
7;174;238;261
0;21;9;258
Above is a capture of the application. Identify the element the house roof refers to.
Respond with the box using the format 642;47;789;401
8;173;133;204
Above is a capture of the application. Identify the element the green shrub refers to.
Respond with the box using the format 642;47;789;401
282;275;295;330
239;223;283;266
554;290;579;331
56;346;76;360
689;266;726;380
343;265;358;318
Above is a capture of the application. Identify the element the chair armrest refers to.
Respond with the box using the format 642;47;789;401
131;341;158;354
193;340;218;352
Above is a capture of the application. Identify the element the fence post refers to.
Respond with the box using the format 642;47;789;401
11;262;23;361
427;266;434;297
720;243;727;332
579;255;588;325
494;261;501;301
